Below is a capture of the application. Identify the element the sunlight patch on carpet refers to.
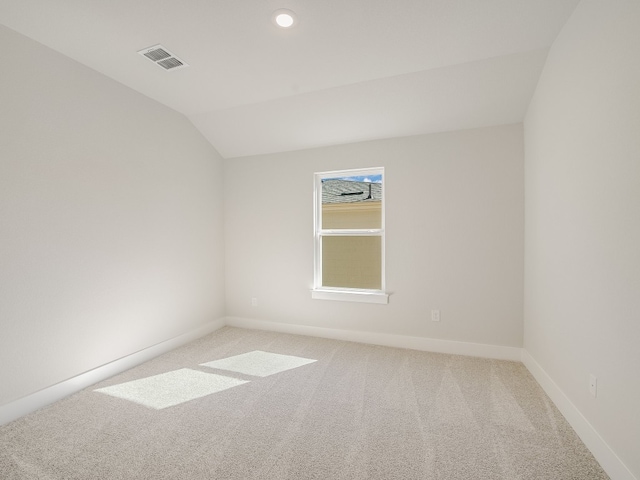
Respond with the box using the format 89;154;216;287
94;368;248;409
201;350;317;377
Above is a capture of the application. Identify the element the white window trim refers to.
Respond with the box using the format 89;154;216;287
312;167;388;304
311;288;389;304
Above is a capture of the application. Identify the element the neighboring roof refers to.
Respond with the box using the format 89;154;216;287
322;179;382;204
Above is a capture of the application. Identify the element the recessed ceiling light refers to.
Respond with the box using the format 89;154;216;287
273;9;297;28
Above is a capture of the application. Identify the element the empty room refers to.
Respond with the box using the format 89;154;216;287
1;0;638;479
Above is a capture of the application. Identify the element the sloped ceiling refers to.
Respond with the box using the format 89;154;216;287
0;0;579;158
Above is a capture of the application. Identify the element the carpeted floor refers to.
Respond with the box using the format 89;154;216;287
0;327;608;479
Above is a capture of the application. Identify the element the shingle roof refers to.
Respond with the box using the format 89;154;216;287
322;179;382;204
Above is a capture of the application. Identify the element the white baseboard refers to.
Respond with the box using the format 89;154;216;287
4;316;633;480
521;349;637;480
0;318;226;427
225;316;522;361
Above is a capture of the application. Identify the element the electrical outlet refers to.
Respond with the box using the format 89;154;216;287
251;297;258;307
431;309;440;322
589;374;597;397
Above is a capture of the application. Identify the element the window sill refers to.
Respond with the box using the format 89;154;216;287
311;288;389;304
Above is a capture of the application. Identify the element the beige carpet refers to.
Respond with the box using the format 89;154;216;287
0;327;608;479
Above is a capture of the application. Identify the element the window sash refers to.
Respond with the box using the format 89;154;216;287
313;167;385;294
318;229;383;236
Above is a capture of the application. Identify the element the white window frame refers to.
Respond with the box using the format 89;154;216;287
312;167;389;304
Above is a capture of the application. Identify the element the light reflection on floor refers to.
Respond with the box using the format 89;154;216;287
94;351;317;409
200;350;317;377
94;368;248;409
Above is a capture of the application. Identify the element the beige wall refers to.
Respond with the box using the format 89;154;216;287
0;26;226;405
322;202;382;229
523;0;640;476
321;203;382;289
322;236;382;290
224;124;524;346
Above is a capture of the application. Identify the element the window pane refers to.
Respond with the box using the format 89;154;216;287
322;236;381;289
321;176;382;229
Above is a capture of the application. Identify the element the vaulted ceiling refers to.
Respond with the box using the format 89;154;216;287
0;0;580;158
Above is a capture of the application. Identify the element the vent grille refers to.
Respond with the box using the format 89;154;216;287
157;57;184;70
143;48;171;62
137;44;188;71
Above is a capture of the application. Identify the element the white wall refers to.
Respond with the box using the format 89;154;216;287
524;0;640;477
225;125;524;347
0;26;226;405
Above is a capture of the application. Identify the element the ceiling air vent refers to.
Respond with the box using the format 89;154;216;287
137;44;188;71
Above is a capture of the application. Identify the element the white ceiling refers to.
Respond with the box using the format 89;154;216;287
0;0;580;158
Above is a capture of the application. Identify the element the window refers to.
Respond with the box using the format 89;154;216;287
312;167;388;304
